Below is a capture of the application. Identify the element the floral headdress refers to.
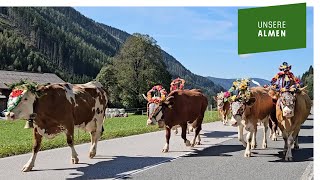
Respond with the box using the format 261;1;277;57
228;78;251;102
5;80;40;112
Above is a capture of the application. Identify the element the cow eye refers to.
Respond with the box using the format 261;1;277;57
24;98;28;101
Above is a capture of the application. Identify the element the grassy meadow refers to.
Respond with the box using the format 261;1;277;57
0;111;219;158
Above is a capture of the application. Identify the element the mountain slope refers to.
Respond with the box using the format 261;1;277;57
207;77;270;90
0;7;224;99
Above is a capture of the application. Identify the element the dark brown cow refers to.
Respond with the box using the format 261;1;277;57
276;89;311;161
147;89;208;152
4;81;107;172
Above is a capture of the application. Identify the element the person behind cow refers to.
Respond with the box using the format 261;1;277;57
170;77;185;92
270;62;301;93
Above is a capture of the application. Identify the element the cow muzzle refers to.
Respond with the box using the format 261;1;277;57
230;116;239;127
283;106;294;118
147;118;155;126
4;112;15;120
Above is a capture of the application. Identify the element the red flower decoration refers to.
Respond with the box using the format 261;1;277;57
10;89;24;98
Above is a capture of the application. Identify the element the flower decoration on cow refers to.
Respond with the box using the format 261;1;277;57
228;78;252;102
146;84;167;103
4;80;41;128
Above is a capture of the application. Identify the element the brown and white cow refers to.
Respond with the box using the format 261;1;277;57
4;81;107;172
147;89;208;152
276;89;311;161
230;87;276;157
214;92;231;125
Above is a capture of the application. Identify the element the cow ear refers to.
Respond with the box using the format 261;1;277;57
213;96;217;101
245;97;256;107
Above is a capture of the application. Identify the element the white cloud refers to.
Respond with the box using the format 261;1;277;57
239;54;253;58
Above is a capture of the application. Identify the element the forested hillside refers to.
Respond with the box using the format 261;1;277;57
301;65;313;99
0;7;224;107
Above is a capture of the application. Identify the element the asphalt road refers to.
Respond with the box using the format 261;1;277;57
0;114;313;180
131;118;313;180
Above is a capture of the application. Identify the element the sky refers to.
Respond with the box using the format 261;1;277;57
75;7;313;80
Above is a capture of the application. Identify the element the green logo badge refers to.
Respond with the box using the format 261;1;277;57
238;3;306;54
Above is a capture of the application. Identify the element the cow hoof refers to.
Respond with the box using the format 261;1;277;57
22;165;33;172
196;142;201;145
285;157;293;161
89;152;96;159
251;144;256;149
272;137;277;141
162;149;169;153
262;144;267;149
72;157;79;164
244;152;251;157
294;145;299;150
185;140;191;147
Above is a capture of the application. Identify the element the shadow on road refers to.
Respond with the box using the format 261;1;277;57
65;156;173;180
185;144;244;157
267;147;313;163
300;125;313;130
299;136;313;144
202;131;237;138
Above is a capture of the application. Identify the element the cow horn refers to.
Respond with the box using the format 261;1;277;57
165;96;174;101
142;94;148;101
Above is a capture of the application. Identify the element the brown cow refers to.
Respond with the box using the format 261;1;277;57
147;89;208;152
4;81;107;172
276;89;311;161
214;92;231;125
229;87;276;157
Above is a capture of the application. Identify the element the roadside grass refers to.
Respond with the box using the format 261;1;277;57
0;111;219;158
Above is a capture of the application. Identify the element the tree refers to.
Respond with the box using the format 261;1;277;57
97;33;171;108
301;65;313;99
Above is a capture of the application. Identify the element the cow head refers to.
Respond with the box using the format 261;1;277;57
230;97;256;127
279;92;296;118
4;82;40;120
214;92;225;110
145;96;174;128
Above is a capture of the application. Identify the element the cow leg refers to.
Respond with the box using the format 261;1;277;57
271;121;278;141
251;127;257;149
66;130;79;164
196;134;201;145
172;126;178;135
268;119;272;138
162;126;171;153
191;125;202;147
238;124;247;147
277;127;282;136
89;120;103;158
189;124;194;132
282;132;288;155
181;123;191;146
222;113;227;125
22;128;42;172
285;133;294;161
89;131;97;158
293;128;300;150
262;120;268;149
244;131;252;157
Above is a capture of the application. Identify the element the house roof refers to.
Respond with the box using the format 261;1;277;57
0;70;65;89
